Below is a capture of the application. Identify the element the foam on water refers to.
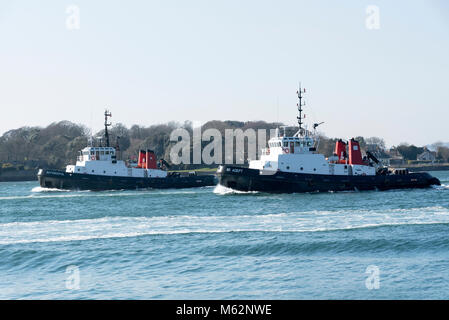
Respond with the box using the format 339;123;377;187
1;204;448;245
3;222;449;245
213;184;259;195
31;186;71;193
432;184;449;190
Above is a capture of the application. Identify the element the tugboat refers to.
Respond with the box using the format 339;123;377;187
38;111;216;190
217;85;441;193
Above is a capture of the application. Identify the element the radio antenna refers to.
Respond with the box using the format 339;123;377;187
104;109;112;147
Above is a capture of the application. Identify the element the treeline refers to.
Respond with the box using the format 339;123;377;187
1;120;448;171
0;120;282;170
0;121;88;171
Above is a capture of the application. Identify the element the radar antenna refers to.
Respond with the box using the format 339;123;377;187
313;122;324;130
104;110;112;147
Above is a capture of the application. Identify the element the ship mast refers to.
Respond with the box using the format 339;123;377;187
104;110;112;147
296;83;306;137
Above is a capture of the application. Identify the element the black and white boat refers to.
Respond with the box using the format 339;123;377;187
217;85;441;193
38;111;216;190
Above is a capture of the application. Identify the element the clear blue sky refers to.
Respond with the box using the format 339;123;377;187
0;0;448;147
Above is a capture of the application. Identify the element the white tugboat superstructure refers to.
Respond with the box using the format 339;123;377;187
65;146;167;178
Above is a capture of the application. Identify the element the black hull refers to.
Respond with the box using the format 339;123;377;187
217;165;441;193
38;169;217;191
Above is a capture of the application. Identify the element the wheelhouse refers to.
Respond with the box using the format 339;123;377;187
263;135;317;155
77;147;116;162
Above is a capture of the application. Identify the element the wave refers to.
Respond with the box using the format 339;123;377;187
0;195;34;200
31;187;71;193
432;184;449;190
1;221;448;245
213;184;259;195
1;207;449;245
201;235;449;256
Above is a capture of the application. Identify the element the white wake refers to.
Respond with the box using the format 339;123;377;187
1;205;449;245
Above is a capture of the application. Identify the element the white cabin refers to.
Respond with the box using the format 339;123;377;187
65;146;167;178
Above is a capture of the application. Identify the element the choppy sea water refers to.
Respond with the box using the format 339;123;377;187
0;171;448;299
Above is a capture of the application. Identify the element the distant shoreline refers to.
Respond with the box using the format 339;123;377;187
0;169;38;182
